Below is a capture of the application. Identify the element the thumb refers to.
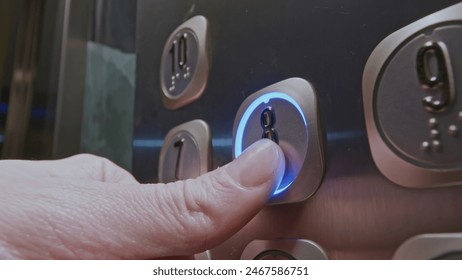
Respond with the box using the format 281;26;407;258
132;139;285;258
0;139;285;259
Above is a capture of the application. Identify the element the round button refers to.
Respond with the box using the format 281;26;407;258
375;25;462;167
234;92;308;196
158;120;211;183
159;16;210;110
233;78;324;204
159;132;200;183
161;30;199;98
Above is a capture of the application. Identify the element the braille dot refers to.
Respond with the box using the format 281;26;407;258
421;141;430;151
430;129;440;139
449;125;459;137
429;118;438;128
432;140;442;151
176;73;180;78
459;111;462;121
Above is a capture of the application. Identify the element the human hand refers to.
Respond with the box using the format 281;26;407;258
0;139;285;259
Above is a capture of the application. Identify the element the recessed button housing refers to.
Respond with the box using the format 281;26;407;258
363;3;462;188
233;78;325;205
241;239;328;260
158;120;211;183
160;16;210;110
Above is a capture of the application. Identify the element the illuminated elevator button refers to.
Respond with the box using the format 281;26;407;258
232;78;325;204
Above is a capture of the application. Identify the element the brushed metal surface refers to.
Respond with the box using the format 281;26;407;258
134;0;462;259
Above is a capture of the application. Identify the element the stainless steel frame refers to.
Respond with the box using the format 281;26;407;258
362;3;462;188
393;233;462;259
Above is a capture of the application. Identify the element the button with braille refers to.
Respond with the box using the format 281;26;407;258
160;16;210;110
362;4;462;188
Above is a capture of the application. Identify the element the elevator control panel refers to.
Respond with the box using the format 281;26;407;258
158;120;211;183
233;78;325;205
363;3;462;188
160;16;210;110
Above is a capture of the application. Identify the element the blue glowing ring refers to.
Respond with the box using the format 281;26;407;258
234;92;307;195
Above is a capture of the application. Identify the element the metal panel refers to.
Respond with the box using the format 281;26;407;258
134;0;462;259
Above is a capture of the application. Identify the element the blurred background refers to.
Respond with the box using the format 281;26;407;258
1;0;461;260
0;0;136;170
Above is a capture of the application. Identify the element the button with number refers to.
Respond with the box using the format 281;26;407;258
158;120;211;183
160;16;210;110
363;3;462;188
233;78;325;205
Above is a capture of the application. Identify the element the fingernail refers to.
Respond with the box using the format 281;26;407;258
227;139;285;188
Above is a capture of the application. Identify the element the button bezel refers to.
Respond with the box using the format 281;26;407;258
160;16;210;110
233;78;325;205
158;120;212;183
240;239;328;260
362;3;462;188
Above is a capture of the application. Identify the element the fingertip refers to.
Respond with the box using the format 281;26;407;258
227;139;285;193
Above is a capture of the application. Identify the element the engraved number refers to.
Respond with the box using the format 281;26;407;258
416;41;455;112
260;107;279;144
173;138;185;180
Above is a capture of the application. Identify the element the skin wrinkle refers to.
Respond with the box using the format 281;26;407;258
38;216;79;259
79;187;145;259
163;180;196;253
222;162;277;196
66;191;140;259
22;180;121;259
104;188;163;259
0;218;19;259
183;174;230;251
136;183;187;256
26;186;89;259
3;207;55;259
0;140;283;259
181;176;215;252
